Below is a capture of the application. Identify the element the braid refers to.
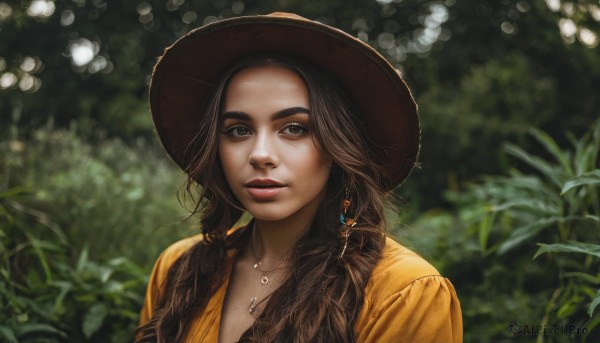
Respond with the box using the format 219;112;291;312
238;167;386;343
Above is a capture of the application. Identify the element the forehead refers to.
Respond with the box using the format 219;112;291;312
223;65;309;111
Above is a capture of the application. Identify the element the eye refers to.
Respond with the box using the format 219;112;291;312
280;123;308;136
224;125;252;138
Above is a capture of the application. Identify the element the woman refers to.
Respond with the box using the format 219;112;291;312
137;12;462;342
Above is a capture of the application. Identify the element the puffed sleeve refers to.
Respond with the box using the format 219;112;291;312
357;275;462;342
139;235;202;326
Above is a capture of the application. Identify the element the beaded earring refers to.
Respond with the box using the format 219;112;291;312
339;188;357;258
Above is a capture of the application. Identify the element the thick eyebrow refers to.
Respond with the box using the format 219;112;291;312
221;111;251;122
221;106;310;122
272;106;310;120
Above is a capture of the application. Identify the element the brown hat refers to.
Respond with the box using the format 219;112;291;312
150;12;420;191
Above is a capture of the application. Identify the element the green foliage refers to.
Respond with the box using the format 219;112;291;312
475;120;599;339
0;186;146;342
0;127;189;341
6;126;189;264
400;120;600;341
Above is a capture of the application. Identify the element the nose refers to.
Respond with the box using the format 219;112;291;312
249;131;279;169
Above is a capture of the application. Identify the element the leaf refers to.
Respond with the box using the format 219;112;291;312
589;289;600;317
0;326;18;343
530;127;573;176
99;265;114;284
15;323;67;338
26;234;52;282
0;186;30;200
503;143;563;188
563;272;600;285
490;199;559;216
497;217;561;255
479;212;495;253
561;170;600;195
533;241;600;260
557;301;578;319
48;280;73;312
82;303;108;339
76;247;89;273
577;138;597;175
586;215;600;222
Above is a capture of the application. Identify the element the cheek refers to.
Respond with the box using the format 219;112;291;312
295;148;331;183
218;140;239;179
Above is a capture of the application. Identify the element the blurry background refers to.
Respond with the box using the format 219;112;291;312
1;0;599;341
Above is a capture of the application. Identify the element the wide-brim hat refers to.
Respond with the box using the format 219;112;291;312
150;12;420;191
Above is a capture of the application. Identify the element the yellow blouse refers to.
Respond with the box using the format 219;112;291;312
139;235;463;342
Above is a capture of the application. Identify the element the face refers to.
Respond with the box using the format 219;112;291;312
218;65;332;223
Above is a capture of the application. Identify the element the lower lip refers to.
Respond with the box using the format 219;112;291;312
245;186;285;199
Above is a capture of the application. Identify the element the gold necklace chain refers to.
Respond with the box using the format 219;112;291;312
247;240;288;315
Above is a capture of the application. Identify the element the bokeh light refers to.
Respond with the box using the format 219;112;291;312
166;0;185;12
61;9;75;26
27;0;55;17
69;38;97;67
0;2;12;21
19;74;34;91
416;3;449;48
590;5;600;22
232;1;244;15
20;57;36;73
561;2;575;17
88;56;110;73
516;1;531;13
203;15;218;25
0;72;17;89
137;1;152;24
559;18;577;37
579;28;599;47
546;0;561;12
501;21;517;35
182;11;197;24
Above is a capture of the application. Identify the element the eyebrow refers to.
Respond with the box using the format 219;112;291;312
221;106;310;121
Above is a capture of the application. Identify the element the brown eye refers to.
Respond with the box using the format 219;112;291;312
281;123;308;136
225;125;252;137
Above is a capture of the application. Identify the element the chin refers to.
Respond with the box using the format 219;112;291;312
246;209;290;222
243;201;299;222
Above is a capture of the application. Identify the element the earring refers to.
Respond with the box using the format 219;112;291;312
339;188;357;258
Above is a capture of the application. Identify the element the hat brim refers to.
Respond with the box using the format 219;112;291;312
150;13;420;191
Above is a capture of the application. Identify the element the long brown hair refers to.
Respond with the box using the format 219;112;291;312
136;56;390;342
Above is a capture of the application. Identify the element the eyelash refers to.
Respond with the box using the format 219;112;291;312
223;125;251;137
222;122;309;138
281;122;308;136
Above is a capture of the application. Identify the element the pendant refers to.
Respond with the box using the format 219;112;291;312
249;297;257;313
261;275;269;284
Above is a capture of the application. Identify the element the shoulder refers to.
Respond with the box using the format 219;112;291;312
152;235;204;281
356;237;463;342
368;236;441;290
362;236;455;309
139;235;203;325
160;235;203;263
362;237;446;310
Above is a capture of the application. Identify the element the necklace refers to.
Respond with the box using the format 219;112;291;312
247;240;288;315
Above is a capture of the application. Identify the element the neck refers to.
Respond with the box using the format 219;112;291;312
249;200;321;267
